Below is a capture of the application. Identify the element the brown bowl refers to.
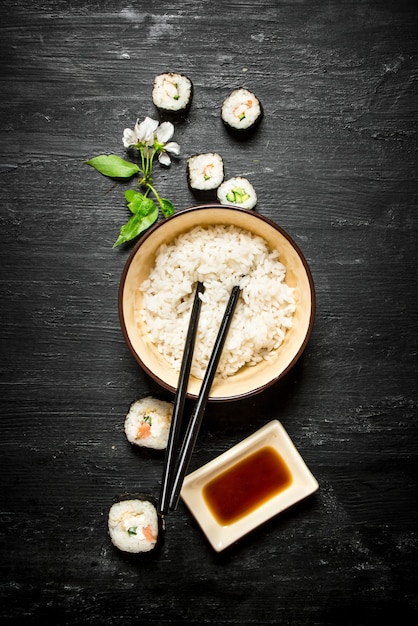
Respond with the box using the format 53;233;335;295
118;205;315;402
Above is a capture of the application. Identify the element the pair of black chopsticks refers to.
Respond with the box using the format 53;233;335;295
158;282;241;515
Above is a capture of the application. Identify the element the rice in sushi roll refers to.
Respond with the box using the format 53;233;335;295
187;153;224;193
221;88;263;133
152;72;193;114
108;498;161;554
124;397;173;450
217;176;257;210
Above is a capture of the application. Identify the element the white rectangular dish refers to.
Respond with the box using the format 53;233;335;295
180;420;319;552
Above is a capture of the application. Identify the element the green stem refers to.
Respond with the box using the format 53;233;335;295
137;147;156;188
140;148;146;175
140;148;157;185
146;182;162;206
137;147;167;211
148;149;157;179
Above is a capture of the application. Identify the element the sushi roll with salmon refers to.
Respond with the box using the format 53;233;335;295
187;152;224;195
152;72;193;115
217;176;258;210
221;88;263;134
124;396;173;451
108;497;163;554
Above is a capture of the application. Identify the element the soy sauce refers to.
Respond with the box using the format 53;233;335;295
203;446;293;525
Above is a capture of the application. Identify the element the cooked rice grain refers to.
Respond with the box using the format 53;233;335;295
139;225;296;379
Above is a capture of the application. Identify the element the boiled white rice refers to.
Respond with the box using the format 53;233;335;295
152;72;192;112
139;225;296;379
217;176;257;210
221;88;262;131
108;499;159;553
124;397;173;450
187;153;224;191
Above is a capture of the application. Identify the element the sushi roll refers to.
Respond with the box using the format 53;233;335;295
187;152;224;194
108;497;163;554
221;88;263;134
152;72;193;115
217;176;257;210
124;396;173;451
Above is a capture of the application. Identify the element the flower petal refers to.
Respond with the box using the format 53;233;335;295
122;128;136;147
156;121;174;143
137;117;159;144
164;141;180;155
158;152;171;166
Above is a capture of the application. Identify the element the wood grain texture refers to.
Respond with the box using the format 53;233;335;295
1;0;417;624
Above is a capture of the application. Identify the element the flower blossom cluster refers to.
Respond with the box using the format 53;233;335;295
122;117;180;166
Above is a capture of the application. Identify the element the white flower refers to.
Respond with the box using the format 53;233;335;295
122;125;137;148
158;142;180;166
155;121;174;143
122;117;159;148
122;117;180;166
155;121;180;166
138;117;159;145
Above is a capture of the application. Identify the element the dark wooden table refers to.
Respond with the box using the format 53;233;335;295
1;1;417;624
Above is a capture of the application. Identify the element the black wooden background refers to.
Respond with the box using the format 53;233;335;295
1;1;417;624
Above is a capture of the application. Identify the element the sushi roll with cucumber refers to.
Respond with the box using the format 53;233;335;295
152;72;193;115
217;176;257;210
124;396;173;451
221;88;263;134
108;497;163;554
187;152;224;194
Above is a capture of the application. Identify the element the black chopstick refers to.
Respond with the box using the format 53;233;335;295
158;281;205;515
169;285;242;511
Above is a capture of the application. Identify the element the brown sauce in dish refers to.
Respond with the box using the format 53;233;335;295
203;446;293;525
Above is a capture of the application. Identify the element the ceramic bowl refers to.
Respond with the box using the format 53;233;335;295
180;420;319;551
118;205;315;402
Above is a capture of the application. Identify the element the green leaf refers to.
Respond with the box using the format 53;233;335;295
124;190;154;215
124;189;141;203
128;195;155;215
159;197;175;218
85;154;140;178
113;199;159;247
